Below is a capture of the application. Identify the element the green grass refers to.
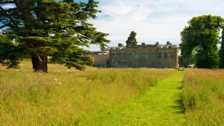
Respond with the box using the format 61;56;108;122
0;61;179;126
78;71;185;126
3;61;224;126
182;69;224;126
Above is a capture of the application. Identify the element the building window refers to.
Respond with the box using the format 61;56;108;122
158;53;162;58
164;53;167;58
171;53;175;58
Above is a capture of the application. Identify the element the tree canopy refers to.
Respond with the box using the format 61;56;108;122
126;31;137;47
0;0;110;72
180;15;224;68
220;29;224;68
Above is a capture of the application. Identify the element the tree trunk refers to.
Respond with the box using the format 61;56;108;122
31;54;48;72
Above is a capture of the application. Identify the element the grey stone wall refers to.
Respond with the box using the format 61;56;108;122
88;52;109;67
109;46;178;68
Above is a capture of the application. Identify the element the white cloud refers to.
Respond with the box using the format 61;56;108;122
1;3;15;9
88;0;224;51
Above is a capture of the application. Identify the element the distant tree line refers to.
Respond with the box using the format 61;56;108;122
180;15;224;68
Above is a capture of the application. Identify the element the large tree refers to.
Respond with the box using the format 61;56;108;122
126;31;137;47
180;15;223;68
220;29;224;68
0;0;109;72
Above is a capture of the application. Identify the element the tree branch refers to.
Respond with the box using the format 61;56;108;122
0;22;15;29
0;6;17;28
0;0;14;4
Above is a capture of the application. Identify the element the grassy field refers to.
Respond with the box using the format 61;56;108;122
1;61;224;126
182;69;224;126
0;61;177;126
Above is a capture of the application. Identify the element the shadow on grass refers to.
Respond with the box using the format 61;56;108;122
177;85;183;90
170;79;185;114
170;92;185;114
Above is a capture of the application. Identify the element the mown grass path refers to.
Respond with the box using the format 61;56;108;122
89;71;185;126
137;71;185;125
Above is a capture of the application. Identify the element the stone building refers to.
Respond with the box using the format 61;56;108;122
87;51;110;67
88;42;179;68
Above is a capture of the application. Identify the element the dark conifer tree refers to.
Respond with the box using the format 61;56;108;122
0;0;109;72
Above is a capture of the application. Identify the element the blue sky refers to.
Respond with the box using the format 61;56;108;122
87;0;224;51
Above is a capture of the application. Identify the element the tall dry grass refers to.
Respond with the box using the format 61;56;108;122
183;69;224;126
0;61;174;126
